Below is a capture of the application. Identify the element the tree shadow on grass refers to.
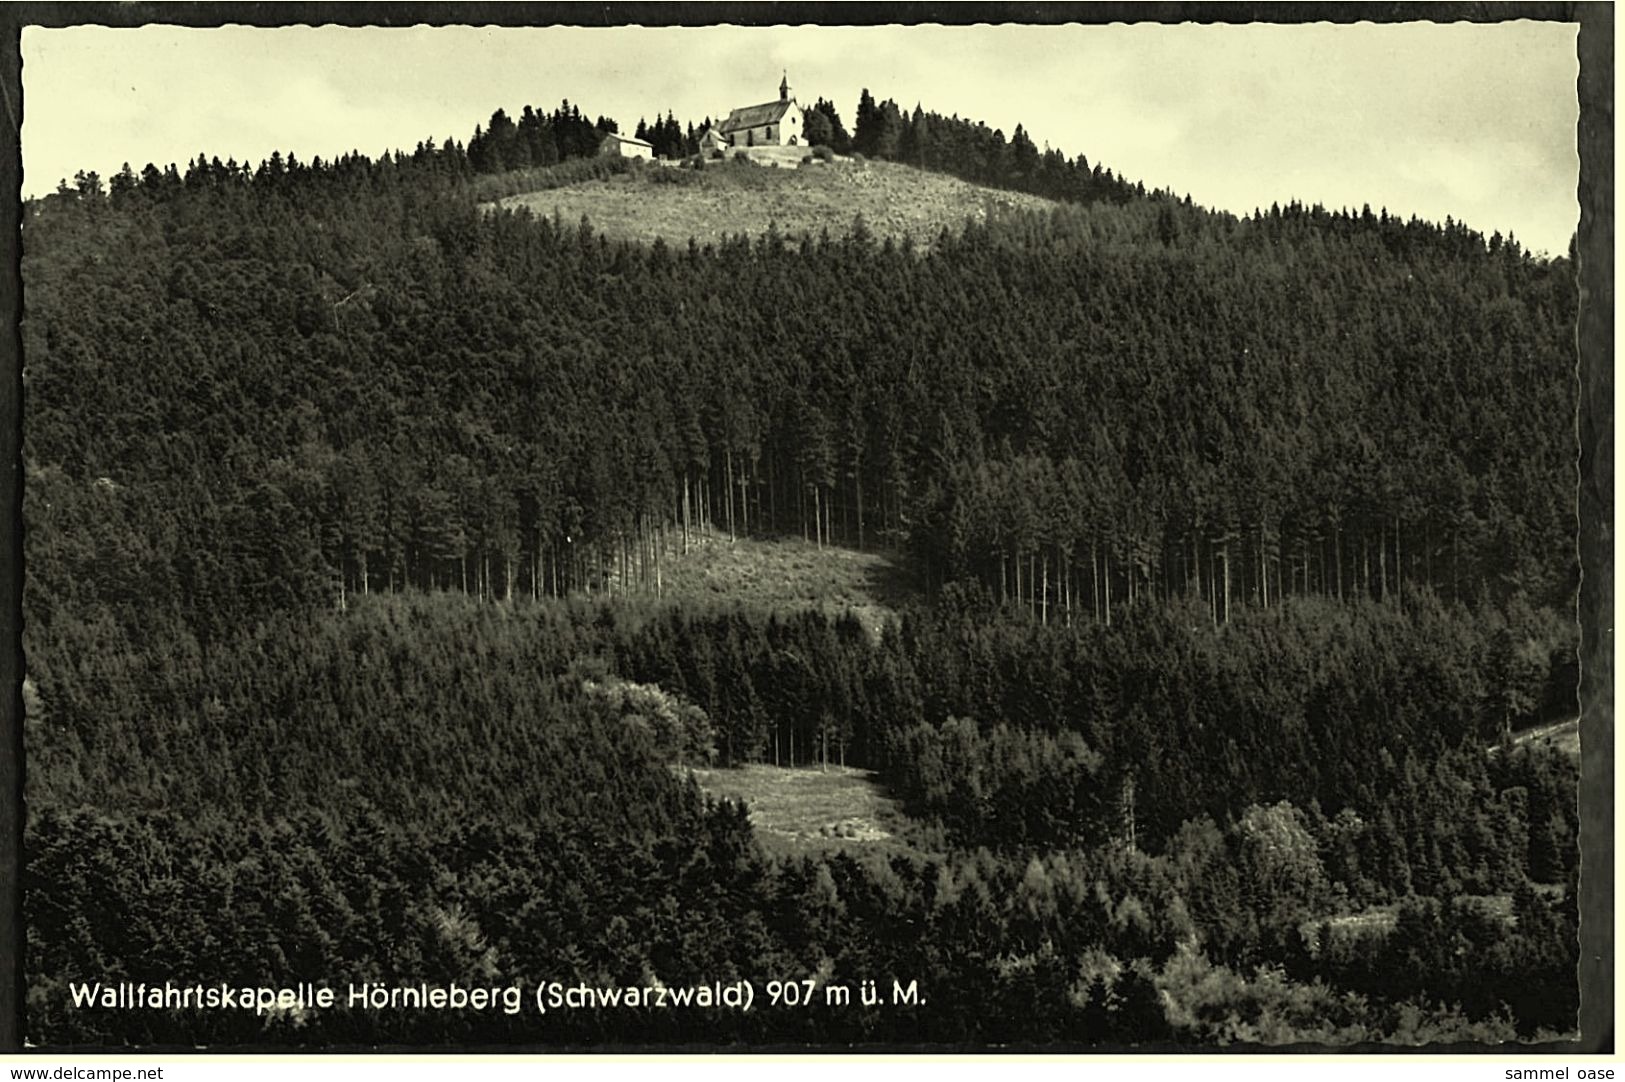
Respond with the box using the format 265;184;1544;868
856;547;924;614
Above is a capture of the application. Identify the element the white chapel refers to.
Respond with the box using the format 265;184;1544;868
718;73;805;148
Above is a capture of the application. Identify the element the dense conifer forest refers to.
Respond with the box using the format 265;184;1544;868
22;90;1580;1046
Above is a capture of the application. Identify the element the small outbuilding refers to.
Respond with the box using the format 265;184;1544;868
697;126;730;157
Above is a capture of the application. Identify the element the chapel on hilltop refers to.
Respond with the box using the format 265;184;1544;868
718;73;805;148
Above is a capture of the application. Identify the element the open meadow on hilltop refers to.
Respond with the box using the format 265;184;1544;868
497;155;1061;249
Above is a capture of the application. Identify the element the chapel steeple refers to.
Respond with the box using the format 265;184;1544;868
779;71;791;102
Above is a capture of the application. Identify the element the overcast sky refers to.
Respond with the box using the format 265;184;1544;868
21;21;1580;254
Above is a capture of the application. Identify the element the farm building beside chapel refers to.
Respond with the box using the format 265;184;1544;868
599;131;654;160
719;73;804;148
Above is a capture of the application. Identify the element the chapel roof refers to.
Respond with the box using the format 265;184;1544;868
719;99;797;133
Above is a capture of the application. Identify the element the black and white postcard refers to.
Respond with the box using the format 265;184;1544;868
3;5;1610;1055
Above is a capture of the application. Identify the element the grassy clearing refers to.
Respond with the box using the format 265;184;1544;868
687;763;926;858
1306;890;1550;954
656;531;917;639
495;157;1060;251
1488;717;1580;761
1510;717;1580;759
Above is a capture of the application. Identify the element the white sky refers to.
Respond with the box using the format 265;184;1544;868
20;21;1581;255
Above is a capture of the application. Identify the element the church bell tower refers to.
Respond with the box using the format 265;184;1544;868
779;71;791;102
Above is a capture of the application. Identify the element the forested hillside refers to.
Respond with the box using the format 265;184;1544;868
25;594;1580;1046
25;147;1576;641
22;93;1580;1046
